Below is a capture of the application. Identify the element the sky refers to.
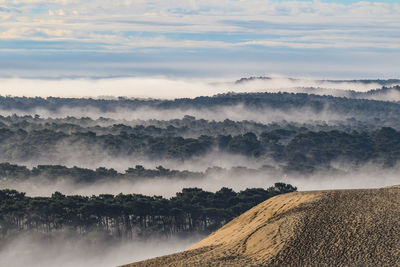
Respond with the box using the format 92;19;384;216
0;0;399;79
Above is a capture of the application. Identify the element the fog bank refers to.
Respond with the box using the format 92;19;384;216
0;76;395;100
0;233;203;267
0;104;345;124
2;164;398;198
1;152;267;173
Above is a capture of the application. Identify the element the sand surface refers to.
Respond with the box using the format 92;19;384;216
122;186;400;267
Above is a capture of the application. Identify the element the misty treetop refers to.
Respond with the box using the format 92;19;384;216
1;91;400;242
235;77;400;87
0;90;399;249
0;127;400;171
1;91;400;117
0;113;398;138
0;163;203;183
0;183;297;239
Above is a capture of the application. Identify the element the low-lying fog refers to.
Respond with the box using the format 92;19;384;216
0;104;348;125
0;233;204;267
0;164;397;267
5;152;269;173
1;76;399;267
0;76;398;100
2;164;399;198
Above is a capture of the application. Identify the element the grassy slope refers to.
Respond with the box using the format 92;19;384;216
122;186;400;267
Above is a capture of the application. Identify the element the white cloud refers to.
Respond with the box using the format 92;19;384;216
48;9;65;16
0;0;399;52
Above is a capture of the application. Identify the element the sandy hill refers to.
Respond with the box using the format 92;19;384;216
122;186;400;267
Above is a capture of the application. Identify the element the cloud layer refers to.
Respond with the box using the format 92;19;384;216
0;76;390;99
1;1;399;78
1;0;399;51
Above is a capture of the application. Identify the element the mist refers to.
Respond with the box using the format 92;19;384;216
0;233;204;267
0;167;397;267
0;104;346;125
0;150;268;173
363;88;400;102
1;163;398;198
1;75;399;267
0;76;397;100
126;167;400;196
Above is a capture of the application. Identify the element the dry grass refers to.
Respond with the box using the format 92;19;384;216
122;186;400;267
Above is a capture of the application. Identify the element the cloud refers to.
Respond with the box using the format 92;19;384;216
0;0;399;52
48;9;66;16
1;1;399;78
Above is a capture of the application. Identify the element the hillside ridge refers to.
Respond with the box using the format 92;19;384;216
122;186;400;267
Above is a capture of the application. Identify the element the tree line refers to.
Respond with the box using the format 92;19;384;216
0;113;398;139
0;183;297;239
0;163;202;183
0;127;399;171
1;92;400;118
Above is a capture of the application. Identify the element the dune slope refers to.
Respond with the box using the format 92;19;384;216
123;187;400;267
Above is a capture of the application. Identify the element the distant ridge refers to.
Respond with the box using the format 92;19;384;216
235;76;400;101
123;186;400;266
235;76;400;86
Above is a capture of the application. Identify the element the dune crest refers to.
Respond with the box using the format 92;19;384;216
123;187;400;267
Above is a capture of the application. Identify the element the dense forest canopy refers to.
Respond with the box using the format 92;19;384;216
1;91;400;115
0;91;399;245
0;94;399;193
0;126;399;171
0;113;398;136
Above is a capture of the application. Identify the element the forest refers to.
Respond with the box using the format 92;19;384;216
0;91;399;246
0;183;296;239
1;91;400;118
0;126;399;171
0;163;203;183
